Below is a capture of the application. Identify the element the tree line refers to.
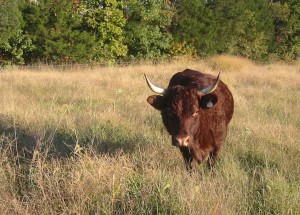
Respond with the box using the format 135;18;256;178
0;0;299;66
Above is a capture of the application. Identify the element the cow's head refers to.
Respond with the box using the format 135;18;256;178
145;73;220;148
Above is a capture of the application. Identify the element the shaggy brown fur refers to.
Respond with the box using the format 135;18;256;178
147;69;234;171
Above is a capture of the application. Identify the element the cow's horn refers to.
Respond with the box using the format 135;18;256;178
144;74;166;95
198;72;221;95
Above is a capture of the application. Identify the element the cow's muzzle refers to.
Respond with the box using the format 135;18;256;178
172;135;191;147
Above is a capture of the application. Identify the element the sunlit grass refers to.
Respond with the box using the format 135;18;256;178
0;56;299;214
207;54;254;72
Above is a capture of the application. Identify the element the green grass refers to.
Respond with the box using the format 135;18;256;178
0;57;299;214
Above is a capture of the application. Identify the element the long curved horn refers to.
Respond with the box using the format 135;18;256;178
144;74;166;95
198;72;221;95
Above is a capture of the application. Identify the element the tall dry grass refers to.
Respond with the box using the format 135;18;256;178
0;56;299;214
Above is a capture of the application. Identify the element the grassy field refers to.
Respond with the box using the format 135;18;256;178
0;56;299;214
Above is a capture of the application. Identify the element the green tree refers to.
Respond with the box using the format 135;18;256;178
80;0;128;62
231;1;274;60
124;0;173;59
0;30;33;66
208;0;274;60
271;0;300;60
0;0;21;44
171;0;217;57
22;0;96;64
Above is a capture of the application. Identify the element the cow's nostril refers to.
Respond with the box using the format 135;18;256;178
183;136;190;146
185;136;190;143
172;136;191;147
172;136;181;146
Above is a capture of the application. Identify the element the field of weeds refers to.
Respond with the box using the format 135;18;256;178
0;56;299;214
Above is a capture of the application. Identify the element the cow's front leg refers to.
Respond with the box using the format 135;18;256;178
179;147;196;173
208;145;222;169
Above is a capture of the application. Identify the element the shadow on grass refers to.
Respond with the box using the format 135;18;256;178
85;122;151;155
239;152;279;178
0;115;149;162
238;151;279;214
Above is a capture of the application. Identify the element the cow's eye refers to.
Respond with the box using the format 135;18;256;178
192;109;199;117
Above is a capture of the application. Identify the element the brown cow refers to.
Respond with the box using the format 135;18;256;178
145;69;234;171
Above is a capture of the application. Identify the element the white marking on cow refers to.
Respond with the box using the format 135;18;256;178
207;100;213;108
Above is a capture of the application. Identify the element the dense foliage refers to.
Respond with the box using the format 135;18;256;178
0;0;299;65
0;0;21;44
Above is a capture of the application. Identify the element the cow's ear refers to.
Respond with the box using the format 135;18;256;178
147;95;164;110
199;94;218;109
